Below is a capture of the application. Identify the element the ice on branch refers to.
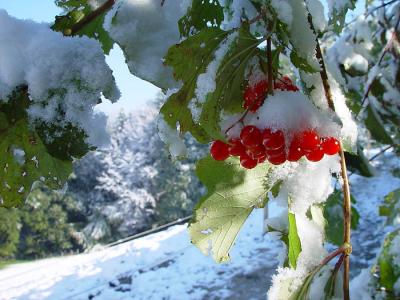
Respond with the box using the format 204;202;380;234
104;0;191;89
0;10;119;147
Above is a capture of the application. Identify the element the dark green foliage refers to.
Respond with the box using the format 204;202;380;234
0;184;84;259
0;89;73;207
0;208;20;258
178;0;224;37
323;191;360;246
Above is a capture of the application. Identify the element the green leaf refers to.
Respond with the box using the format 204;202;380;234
52;0;113;54
271;180;283;198
329;0;357;34
344;144;375;177
365;104;394;145
0;90;72;207
377;229;400;292
189;156;273;263
290;50;318;73
178;0;224;37
288;212;302;269
161;28;229;143
323;191;360;246
379;188;400;226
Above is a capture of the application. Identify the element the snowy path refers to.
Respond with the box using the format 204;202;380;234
0;210;281;300
0;152;398;300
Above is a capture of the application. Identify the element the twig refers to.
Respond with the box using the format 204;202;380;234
356;12;400;118
67;0;115;36
368;145;394;161
266;21;274;95
345;0;399;28
307;11;353;300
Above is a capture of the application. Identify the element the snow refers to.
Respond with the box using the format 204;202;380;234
0;210;281;300
287;0;319;70
218;0;258;30
0;10;119;147
0;151;398;299
104;0;190;89
242;90;341;144
157;114;187;158
301;71;358;151
389;235;400;266
306;0;327;32
12;147;25;165
270;0;293;27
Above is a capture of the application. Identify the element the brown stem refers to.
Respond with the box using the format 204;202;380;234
67;0;115;36
321;245;347;266
267;36;274;95
307;11;352;300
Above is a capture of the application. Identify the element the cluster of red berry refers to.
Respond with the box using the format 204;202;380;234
243;76;299;112
210;126;340;169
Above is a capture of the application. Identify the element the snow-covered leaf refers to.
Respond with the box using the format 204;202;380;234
52;0;113;54
160;28;229;143
328;0;356;34
178;0;224;37
189;156;272;263
376;229;400;293
198;26;260;139
0;90;72;207
290;50;318;73
379;188;400;226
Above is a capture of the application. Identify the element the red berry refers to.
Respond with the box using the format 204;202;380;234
246;144;266;160
267;151;287;165
287;137;304;162
240;126;262;148
274;76;299;92
257;153;267;164
210;140;230;161
300;130;320;152
228;139;246;157
265;145;285;157
321;137;340;155
262;129;285;150
240;154;258;169
306;147;324;162
243;80;268;112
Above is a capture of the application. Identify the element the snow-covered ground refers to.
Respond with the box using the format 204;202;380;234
0;151;398;300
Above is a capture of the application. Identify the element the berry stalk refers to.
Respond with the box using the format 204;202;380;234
307;12;353;300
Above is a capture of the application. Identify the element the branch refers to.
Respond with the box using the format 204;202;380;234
345;0;399;28
266;21;274;95
67;0;116;36
307;12;353;300
356;12;400;118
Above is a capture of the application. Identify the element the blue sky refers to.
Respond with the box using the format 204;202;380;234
0;0;161;118
0;0;364;117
